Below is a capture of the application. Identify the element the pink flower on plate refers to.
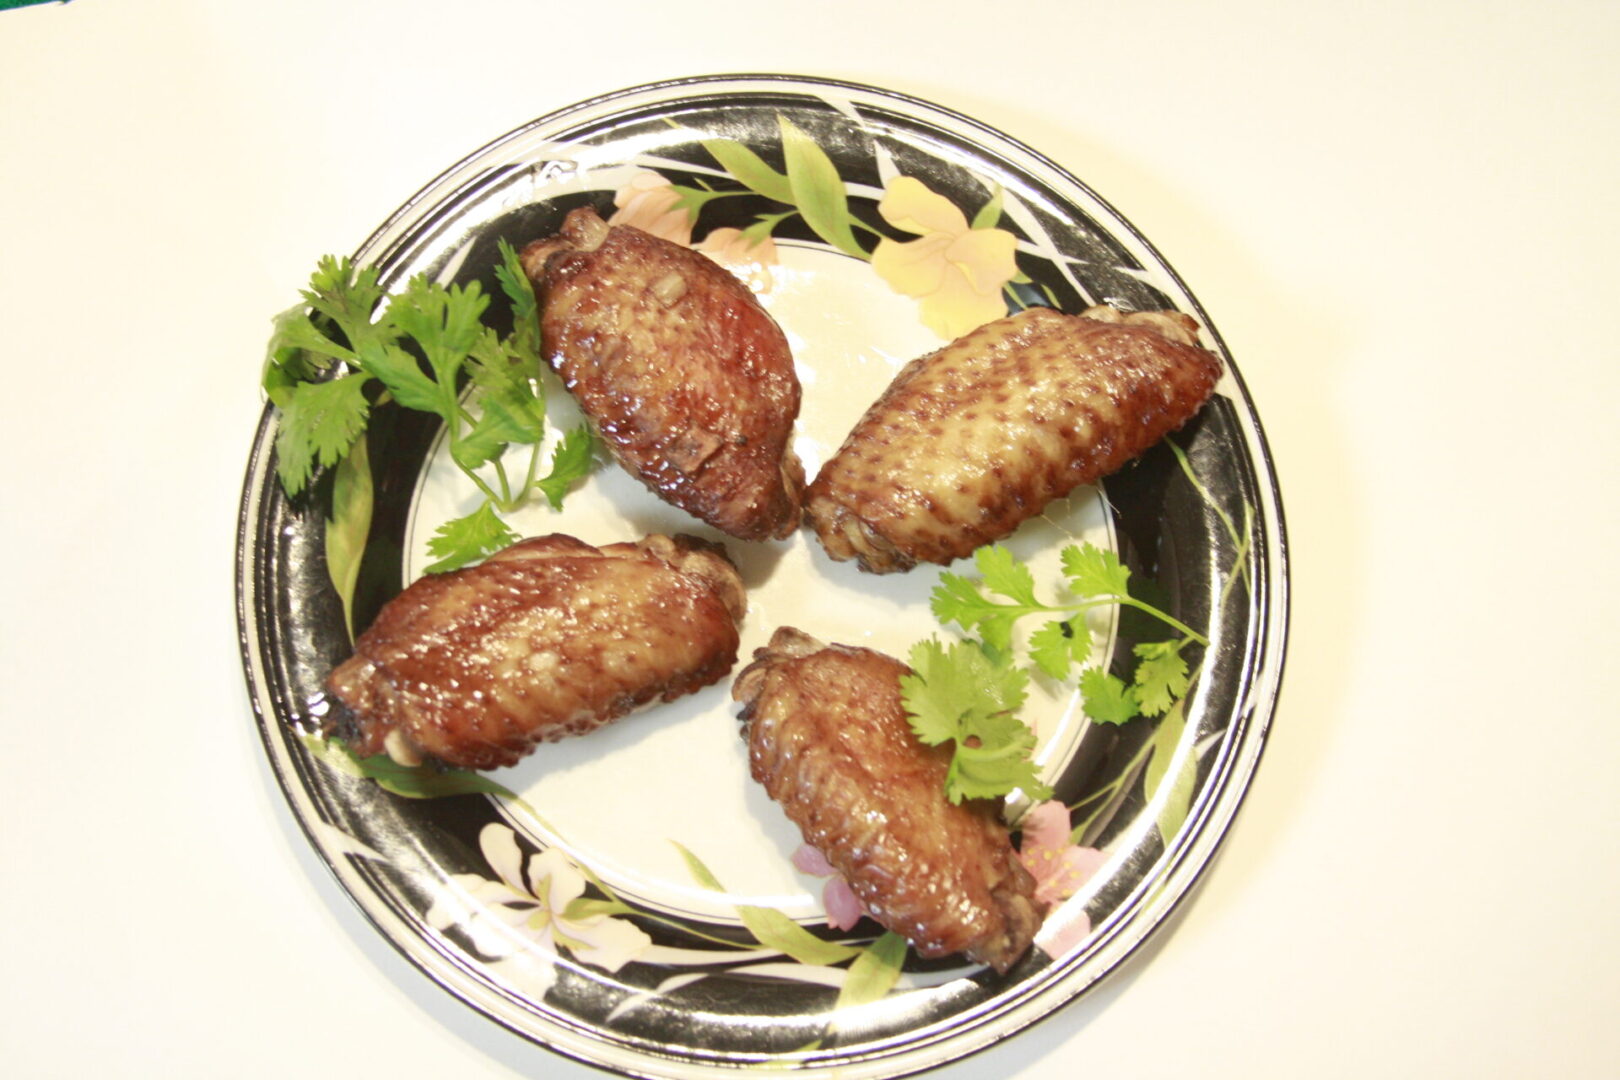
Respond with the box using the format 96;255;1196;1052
696;226;779;293
792;843;867;932
1019;800;1109;907
1018;800;1109;959
870;175;1020;339
608;171;693;245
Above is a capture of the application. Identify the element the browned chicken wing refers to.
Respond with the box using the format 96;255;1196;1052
325;533;746;771
521;207;804;541
805;305;1223;572
733;627;1041;973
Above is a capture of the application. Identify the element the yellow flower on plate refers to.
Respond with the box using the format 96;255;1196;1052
871;175;1019;339
608;171;693;245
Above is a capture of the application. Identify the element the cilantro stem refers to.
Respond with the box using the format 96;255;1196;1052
488;456;516;508
979;595;1208;648
456;466;506;509
1112;596;1208;647
517;439;545;508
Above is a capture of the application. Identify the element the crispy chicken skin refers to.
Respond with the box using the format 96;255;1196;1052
733;627;1041;973
805;305;1223;573
521;207;804;541
325;533;746;771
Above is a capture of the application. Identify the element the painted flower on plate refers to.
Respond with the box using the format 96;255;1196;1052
608;171;693;245
791;843;866;932
1018;800;1110;959
696;226;779;293
870;175;1019;339
427;824;652;995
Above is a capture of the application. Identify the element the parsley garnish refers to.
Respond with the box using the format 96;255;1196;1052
263;241;596;580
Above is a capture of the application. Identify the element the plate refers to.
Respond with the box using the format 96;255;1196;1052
236;75;1287;1078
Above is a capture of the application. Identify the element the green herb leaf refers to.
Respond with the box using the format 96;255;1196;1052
388;276;490;387
1132;640;1190;717
535;425;597;510
423;501;519;575
266;245;597;638
273;372;371;497
1079;667;1138;726
930;571;995;631
899;639;1046;803
929;571;1024;655
1061;542;1133;599
364;343;445;416
453;403;537;472
494;237;541;364
467;329;547;437
263;305;346;402
948;708;1051;802
301;256;389;349
973;544;1039;606
900;638;1025;745
1028;616;1092;680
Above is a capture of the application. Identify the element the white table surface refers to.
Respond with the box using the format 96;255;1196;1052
5;1;1618;1076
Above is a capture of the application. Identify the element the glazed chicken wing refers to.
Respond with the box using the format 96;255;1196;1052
733;627;1041;973
805;305;1223;572
521;207;804;541
325;533;745;771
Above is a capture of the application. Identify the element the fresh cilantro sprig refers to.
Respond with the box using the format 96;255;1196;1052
898;638;1052;804
263;240;597;579
932;542;1206;727
262;256;389;496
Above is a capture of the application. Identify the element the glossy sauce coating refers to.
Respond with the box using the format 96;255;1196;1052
523;207;804;541
805;305;1223;572
326;533;745;770
733;627;1041;973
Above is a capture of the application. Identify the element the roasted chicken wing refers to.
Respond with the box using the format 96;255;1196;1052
521;207;804;541
325;533;746;771
733;627;1041;973
805;305;1223;572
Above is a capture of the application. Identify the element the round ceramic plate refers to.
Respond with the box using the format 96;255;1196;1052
237;75;1287;1078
